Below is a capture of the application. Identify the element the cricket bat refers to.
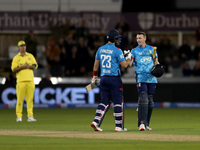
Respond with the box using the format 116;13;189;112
85;79;100;92
152;47;157;59
85;82;97;92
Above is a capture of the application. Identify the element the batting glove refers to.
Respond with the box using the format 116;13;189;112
124;50;132;60
91;76;98;83
124;50;130;55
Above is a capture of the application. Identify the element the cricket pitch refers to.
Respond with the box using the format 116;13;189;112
0;129;199;142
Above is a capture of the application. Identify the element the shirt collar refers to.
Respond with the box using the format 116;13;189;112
139;44;147;49
107;43;115;45
18;52;28;56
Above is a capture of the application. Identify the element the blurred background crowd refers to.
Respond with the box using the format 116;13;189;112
35;22;200;78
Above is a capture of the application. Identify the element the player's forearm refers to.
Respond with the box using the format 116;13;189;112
13;66;26;73
93;59;100;71
121;59;131;68
29;65;36;70
93;65;99;71
13;65;35;73
125;59;131;68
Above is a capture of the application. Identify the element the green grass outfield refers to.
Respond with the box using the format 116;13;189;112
0;108;200;150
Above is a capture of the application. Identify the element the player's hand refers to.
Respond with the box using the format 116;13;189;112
91;76;100;86
23;62;30;69
124;50;132;60
126;53;132;60
124;50;130;57
91;76;98;83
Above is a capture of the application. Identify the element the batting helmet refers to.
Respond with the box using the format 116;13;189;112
107;29;121;45
151;64;165;78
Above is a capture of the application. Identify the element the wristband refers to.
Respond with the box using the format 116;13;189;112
93;70;98;76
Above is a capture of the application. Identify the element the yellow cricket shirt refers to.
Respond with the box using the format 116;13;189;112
11;52;38;83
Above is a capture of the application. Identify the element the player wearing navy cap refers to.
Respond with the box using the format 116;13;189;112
90;29;131;132
130;32;160;131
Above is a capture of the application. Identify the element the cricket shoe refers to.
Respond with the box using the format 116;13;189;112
16;117;22;122
90;121;103;132
146;126;152;131
115;127;128;132
27;116;37;122
139;124;146;131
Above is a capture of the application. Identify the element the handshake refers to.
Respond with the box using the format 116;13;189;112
123;50;132;60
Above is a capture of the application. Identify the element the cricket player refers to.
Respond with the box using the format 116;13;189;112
11;40;38;122
90;29;131;132
130;32;159;131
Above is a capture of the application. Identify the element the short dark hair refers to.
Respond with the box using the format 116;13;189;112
136;32;146;37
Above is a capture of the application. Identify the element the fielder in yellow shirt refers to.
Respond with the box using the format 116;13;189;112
11;40;38;122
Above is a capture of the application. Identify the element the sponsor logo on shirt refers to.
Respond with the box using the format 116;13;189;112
140;57;152;62
120;54;124;59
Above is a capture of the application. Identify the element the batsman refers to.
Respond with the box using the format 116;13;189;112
90;29;131;131
130;32;164;131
